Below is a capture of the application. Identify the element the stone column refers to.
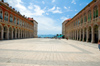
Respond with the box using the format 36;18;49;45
91;27;94;43
98;25;100;40
83;28;85;41
18;30;20;39
86;28;89;42
75;30;76;40
80;29;81;41
73;31;74;39
21;31;22;39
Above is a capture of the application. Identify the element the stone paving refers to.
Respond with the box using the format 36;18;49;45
0;38;100;66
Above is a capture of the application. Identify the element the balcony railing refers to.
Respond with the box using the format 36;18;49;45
93;17;99;23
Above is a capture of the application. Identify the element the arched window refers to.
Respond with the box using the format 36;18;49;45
20;20;22;26
0;9;3;19
4;12;8;21
23;22;24;26
81;16;83;24
93;6;98;18
10;14;13;22
84;13;87;22
17;19;19;25
88;10;91;21
76;20;77;26
14;17;16;24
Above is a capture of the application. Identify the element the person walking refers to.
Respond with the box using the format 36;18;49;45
98;40;100;51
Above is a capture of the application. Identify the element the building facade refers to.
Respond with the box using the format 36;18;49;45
0;0;37;40
64;0;100;43
33;20;38;38
62;18;71;38
28;18;38;38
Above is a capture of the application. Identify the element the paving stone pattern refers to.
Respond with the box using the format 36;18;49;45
0;38;100;66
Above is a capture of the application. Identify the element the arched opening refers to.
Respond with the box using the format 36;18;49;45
22;30;23;38
94;25;98;43
81;29;83;41
0;25;2;40
9;27;12;39
78;30;80;40
17;29;18;39
20;29;21;39
88;27;91;42
13;28;15;39
76;30;77;40
3;26;7;40
84;28;86;41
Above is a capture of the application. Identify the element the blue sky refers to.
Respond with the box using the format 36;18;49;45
5;0;92;35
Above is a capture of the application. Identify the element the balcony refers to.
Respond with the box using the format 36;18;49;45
93;17;99;23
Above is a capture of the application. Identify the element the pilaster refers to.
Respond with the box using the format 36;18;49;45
98;25;100;40
80;29;81;41
86;28;89;42
83;29;85;41
91;27;94;43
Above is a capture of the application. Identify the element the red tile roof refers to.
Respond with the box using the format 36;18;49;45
65;18;71;22
28;18;34;21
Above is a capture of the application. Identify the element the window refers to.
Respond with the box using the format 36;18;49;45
81;17;83;24
17;19;19;25
84;13;87;22
10;14;13;22
14;17;16;24
4;12;8;21
76;21;77;25
93;6;98;18
23;22;24;26
20;20;22;26
0;9;3;19
88;10;91;21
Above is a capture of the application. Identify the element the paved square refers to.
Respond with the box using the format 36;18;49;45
0;38;100;66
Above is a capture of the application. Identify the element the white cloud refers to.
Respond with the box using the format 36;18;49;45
61;17;69;22
64;6;73;12
80;4;82;6
75;9;77;11
46;13;49;15
6;0;45;16
5;0;61;35
64;6;67;9
28;3;33;9
52;0;55;3
71;0;76;4
48;6;62;14
34;16;61;34
42;1;45;4
48;6;55;11
33;5;45;16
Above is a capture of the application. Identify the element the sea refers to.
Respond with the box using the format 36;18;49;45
38;35;56;38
